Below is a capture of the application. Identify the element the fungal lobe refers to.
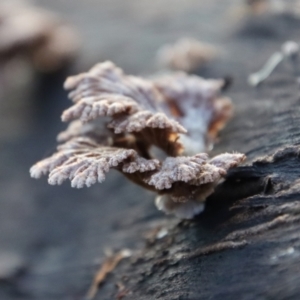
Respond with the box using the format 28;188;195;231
30;61;245;218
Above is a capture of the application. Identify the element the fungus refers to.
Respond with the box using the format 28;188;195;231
153;72;233;154
156;38;217;72
246;0;300;17
30;61;245;219
246;0;269;14
0;1;79;72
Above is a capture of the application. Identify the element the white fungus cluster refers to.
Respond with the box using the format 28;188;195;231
30;61;245;219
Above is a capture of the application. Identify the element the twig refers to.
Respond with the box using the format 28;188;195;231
115;282;131;300
248;41;299;86
86;249;132;300
248;52;284;86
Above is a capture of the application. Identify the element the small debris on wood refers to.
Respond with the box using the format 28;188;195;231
156;228;169;239
144;226;169;246
175;240;248;260
281;40;299;59
115;281;131;300
248;51;283;86
86;249;132;300
248;41;299;86
271;246;296;261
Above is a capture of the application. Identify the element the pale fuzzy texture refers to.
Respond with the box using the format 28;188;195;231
31;135;245;212
152;153;245;218
156;38;217;72
154;73;233;154
62;62;230;154
57;120;96;142
64;61;162;110
0;1;79;72
107;111;185;134
57;119;113;143
31;61;245;219
146;154;209;190
155;195;205;219
63;61;186;156
153;153;245;218
30;137;160;188
62;94;139;123
209;153;246;169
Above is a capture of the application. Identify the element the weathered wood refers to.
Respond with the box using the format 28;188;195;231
2;1;300;300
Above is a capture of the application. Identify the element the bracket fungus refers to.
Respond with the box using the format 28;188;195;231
246;0;300;17
30;61;245;219
0;1;79;72
156;38;217;72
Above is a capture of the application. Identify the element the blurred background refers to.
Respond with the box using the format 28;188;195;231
1;0;300;299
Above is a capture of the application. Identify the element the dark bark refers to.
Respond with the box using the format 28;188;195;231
2;1;300;300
